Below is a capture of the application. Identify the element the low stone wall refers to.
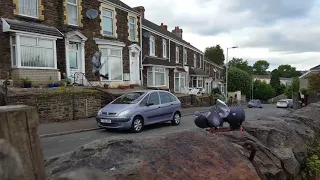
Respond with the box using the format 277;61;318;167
3;90;215;123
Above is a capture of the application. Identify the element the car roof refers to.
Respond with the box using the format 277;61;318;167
129;90;172;93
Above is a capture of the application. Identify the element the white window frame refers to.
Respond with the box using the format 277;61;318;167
176;46;179;63
193;54;197;68
102;8;115;36
18;0;38;18
191;76;204;88
162;39;167;58
149;35;155;56
147;67;166;87
67;0;79;26
199;55;202;68
183;48;187;65
174;72;186;92
129;16;136;41
100;47;124;81
10;34;58;69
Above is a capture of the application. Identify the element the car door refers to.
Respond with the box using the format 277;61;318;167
159;92;175;121
141;92;161;124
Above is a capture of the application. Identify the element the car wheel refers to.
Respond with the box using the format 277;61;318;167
171;112;181;126
131;116;144;133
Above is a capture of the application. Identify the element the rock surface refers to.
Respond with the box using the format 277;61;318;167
45;102;320;180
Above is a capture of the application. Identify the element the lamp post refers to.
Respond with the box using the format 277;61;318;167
225;46;238;102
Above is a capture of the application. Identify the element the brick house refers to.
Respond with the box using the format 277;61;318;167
0;0;142;86
299;64;320;89
203;59;225;94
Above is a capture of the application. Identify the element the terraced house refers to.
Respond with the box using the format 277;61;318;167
0;0;142;86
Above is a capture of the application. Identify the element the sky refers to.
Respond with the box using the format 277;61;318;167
125;0;320;71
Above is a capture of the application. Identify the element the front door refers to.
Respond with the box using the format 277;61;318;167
68;43;82;84
130;52;140;85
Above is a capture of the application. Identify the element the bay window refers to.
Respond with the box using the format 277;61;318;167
162;39;167;58
100;48;123;81
183;48;187;65
176;46;180;63
19;0;38;18
67;0;78;26
147;67;167;87
129;17;136;41
11;35;57;69
149;36;155;56
174;72;186;92
102;8;114;36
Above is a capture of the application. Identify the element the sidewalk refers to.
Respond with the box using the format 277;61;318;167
38;106;212;137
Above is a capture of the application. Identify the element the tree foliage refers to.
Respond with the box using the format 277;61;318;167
253;60;270;75
227;67;251;96
284;77;300;98
308;72;320;92
204;44;225;65
253;80;276;101
228;57;252;74
277;64;300;78
270;69;280;89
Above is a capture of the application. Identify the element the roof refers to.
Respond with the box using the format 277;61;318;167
204;59;223;69
142;19;202;53
176;67;186;72
142;56;176;67
106;0;138;13
2;18;63;37
310;64;320;71
253;75;271;79
189;68;208;76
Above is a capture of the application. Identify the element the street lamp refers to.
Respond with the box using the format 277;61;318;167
225;46;238;102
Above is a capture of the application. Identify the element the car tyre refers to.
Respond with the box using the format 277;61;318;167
171;112;181;126
130;116;144;133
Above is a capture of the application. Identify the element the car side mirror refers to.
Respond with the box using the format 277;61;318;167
146;102;154;106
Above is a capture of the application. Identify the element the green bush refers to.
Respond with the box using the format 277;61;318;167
253;80;276;101
302;137;320;178
227;67;251;96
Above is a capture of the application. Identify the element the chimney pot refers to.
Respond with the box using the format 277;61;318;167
160;23;168;30
133;6;145;19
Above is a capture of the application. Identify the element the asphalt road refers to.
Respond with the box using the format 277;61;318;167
41;104;289;159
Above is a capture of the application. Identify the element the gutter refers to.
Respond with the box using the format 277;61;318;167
140;17;143;87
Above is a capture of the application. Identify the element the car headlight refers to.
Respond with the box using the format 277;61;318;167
97;109;103;116
118;109;130;117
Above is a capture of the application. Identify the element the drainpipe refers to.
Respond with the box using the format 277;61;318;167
140;17;143;87
168;39;171;62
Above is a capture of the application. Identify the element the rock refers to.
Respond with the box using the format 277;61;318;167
45;101;320;180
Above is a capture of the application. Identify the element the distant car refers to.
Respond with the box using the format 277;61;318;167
96;90;182;133
277;99;293;108
247;99;263;108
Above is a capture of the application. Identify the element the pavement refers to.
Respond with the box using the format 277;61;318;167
41;104;290;159
38;106;213;137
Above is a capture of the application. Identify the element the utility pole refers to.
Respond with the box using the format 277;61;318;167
225;46;238;103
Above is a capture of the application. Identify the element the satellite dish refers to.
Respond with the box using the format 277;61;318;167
143;31;151;38
86;9;99;19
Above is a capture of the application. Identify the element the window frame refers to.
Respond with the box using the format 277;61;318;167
159;92;172;104
183;47;187;65
174;72;186;93
148;92;160;106
102;8;115;37
100;48;124;81
149;35;155;56
67;0;79;26
10;34;57;69
128;16;136;41
191;76;204;88
147;67;166;87
162;39;167;58
176;46;180;63
18;0;39;18
193;54;197;68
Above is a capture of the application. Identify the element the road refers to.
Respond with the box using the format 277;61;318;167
41;104;289;159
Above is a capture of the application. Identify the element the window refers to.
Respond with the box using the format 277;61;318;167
159;92;171;104
19;0;38;18
193;54;197;67
139;94;149;106
168;93;177;102
191;76;204;88
174;72;186;92
148;92;160;105
100;48;123;81
199;55;202;68
162;39;167;58
67;0;78;25
11;35;56;68
197;77;203;88
112;92;146;104
69;43;79;69
129;17;136;41
176;46;180;63
183;48;187;65
102;9;114;36
149;36;155;56
147;67;166;87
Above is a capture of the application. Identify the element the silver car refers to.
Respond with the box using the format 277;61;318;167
276;99;293;108
96;90;182;133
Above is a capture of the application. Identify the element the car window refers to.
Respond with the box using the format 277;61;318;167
168;93;177;102
139;94;149;107
159;92;172;104
112;92;146;104
148;92;160;105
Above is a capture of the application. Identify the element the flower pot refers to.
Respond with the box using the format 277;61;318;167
48;84;54;88
53;83;60;87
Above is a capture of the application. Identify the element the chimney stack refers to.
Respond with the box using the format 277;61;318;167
160;23;168;30
172;26;183;39
133;6;145;19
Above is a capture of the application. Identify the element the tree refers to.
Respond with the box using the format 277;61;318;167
308;72;320;92
227;67;251;96
277;64;300;78
253;80;276;101
284;77;300;98
228;57;252;74
270;69;280;90
284;85;293;98
204;44;225;65
253;60;270;75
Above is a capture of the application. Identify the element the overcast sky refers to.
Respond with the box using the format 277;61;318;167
125;0;320;71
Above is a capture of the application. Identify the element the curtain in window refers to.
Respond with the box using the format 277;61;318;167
155;72;165;86
19;0;38;17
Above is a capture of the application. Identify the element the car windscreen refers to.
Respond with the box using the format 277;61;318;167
278;100;287;103
112;92;146;104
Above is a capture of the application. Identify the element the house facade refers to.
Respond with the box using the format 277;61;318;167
203;60;225;94
299;64;320;89
0;0;142;86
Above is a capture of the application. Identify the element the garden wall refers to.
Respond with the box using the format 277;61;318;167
3;90;215;123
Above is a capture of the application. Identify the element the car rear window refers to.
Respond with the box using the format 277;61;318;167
112;92;146;104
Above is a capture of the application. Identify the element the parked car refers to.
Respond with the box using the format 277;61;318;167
276;99;293;108
247;99;263;108
96;90;182;133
